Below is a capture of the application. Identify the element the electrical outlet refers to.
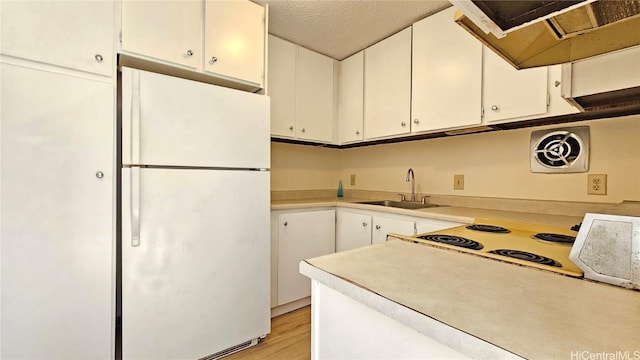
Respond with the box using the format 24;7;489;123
587;174;607;195
453;174;464;190
350;174;356;186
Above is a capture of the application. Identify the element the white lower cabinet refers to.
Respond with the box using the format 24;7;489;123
1;64;114;359
336;208;460;252
272;209;336;306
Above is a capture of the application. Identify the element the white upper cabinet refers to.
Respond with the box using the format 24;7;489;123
268;36;297;138
338;51;365;144
204;0;265;86
120;0;265;90
482;48;548;123
268;36;335;143
121;1;202;70
0;0;114;76
364;27;412;139
411;7;482;133
296;47;335;142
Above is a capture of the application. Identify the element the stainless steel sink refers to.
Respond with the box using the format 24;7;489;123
356;200;443;210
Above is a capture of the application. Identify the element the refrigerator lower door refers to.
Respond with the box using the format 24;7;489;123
121;168;270;359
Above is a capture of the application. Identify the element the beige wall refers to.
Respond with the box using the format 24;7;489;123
270;142;341;191
271;114;640;203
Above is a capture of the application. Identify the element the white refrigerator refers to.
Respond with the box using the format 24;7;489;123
120;67;270;359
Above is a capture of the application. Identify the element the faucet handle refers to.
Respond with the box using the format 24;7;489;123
420;195;430;204
397;193;406;202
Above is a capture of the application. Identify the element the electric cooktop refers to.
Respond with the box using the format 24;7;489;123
397;219;583;277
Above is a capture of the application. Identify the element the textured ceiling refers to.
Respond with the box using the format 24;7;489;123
254;0;452;60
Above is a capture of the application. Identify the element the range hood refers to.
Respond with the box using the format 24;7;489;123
450;0;640;69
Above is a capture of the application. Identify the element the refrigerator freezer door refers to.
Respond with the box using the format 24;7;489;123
121;168;270;359
122;67;270;169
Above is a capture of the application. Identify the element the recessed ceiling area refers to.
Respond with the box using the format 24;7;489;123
254;0;451;60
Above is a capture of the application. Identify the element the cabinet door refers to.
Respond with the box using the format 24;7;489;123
372;217;415;245
339;51;364;143
268;35;297;138
336;211;372;252
121;0;202;69
416;219;465;234
296;47;335;143
483;48;548;123
0;0;114;76
1;64;113;359
411;7;482;132
277;210;336;305
204;0;265;86
364;28;412;139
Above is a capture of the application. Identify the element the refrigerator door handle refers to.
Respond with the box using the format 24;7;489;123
131;167;141;247
130;69;141;165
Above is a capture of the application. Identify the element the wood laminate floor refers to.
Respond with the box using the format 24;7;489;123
224;306;311;360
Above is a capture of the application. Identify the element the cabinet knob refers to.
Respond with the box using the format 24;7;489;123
209;56;218;65
363;222;368;227
355;131;360;135
186;50;194;57
95;171;104;179
491;105;499;111
283;221;288;226
401;122;406;127
94;54;104;63
301;128;306;133
413;119;420;124
555;80;561;88
375;225;381;230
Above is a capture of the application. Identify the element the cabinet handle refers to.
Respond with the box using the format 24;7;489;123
362;222;368;227
375;225;381;230
289;125;294;131
491;105;499;111
186;50;194;57
413;119;420;124
283;221;288;226
95;171;104;179
209;56;218;65
301;128;306;133
401;122;406;127
94;54;104;63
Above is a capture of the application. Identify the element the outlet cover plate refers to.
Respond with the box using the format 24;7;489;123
587;174;607;195
454;174;464;190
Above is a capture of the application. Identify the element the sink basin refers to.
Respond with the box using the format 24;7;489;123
356;200;443;210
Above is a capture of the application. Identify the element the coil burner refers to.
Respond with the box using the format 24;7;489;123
489;249;562;267
417;235;483;250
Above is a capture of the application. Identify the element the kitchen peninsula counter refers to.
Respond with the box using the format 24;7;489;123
300;239;640;359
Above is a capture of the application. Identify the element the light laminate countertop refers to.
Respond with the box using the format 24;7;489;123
272;197;583;229
301;239;640;359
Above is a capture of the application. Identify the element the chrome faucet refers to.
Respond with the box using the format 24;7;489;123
406;168;416;202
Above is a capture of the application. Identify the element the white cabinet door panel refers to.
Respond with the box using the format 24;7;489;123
364;28;412;139
204;0;265;86
411;7;482;132
268;35;297;137
483;48;548;123
339;51;364;143
121;0;202;69
372;217;415;245
122;67;270;169
277;210;336;305
122;169;270;359
1;64;113;359
336;211;372;252
416;220;465;234
0;0;114;76
296;47;334;142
